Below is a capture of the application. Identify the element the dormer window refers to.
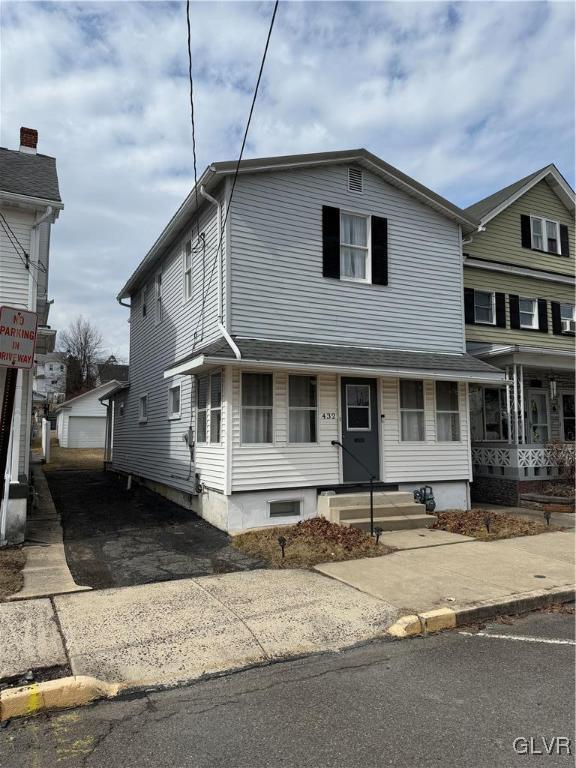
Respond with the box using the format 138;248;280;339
530;216;560;254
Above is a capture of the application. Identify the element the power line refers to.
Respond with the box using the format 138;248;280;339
0;217;41;289
0;211;48;275
186;0;200;241
192;0;279;338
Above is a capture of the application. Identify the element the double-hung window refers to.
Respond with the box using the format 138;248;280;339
196;376;208;443
400;380;425;441
531;216;560;254
210;372;222;443
340;212;369;282
435;382;460;441
155;272;163;324
289;375;317;443
168;384;181;419
519;297;538;329
184;241;193;301
242;373;273;444
474;290;495;325
561;303;575;333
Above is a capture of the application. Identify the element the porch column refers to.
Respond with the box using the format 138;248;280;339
519;364;525;445
505;366;512;445
512;364;519;445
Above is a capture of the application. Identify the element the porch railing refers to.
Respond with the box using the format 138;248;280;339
472;442;575;481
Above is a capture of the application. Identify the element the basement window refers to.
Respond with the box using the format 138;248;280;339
269;499;301;518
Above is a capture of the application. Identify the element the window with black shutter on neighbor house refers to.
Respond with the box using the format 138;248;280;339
474;291;495;324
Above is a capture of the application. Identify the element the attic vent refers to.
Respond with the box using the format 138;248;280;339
348;167;363;193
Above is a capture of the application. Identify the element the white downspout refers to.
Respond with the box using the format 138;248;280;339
199;185;241;359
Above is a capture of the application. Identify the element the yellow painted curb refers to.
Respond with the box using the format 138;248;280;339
0;676;120;722
387;608;456;638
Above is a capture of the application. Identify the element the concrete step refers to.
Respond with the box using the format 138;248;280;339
342;514;434;532
321;491;415;508
335;503;426;521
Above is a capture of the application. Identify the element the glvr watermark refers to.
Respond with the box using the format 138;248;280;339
513;737;572;756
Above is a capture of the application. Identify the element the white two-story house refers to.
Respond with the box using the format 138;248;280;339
105;150;503;533
0;128;63;544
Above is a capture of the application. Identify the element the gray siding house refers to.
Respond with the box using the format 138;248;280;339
105;150;503;533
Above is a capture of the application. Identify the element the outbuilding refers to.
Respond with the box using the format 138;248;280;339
56;380;123;448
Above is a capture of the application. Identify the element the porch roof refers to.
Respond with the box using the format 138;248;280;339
164;337;505;383
469;344;575;372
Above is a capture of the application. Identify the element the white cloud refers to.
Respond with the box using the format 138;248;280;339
1;0;573;357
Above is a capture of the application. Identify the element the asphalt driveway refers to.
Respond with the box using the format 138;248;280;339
45;470;262;589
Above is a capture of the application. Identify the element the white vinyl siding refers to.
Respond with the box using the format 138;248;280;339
0;208;34;308
168;383;181;419
229;164;465;352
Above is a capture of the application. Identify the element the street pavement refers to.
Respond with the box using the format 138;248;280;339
2;611;573;768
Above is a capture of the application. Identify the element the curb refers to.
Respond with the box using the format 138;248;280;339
0;676;120;722
386;586;575;639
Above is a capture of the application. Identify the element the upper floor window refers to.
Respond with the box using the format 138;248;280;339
139;394;148;423
184;241;193;301
436;382;460;441
141;285;147;318
474;290;495;325
242;373;273;444
196;376;208;443
155;272;163;324
400;380;425;441
289;375;317;443
531;216;560;254
210;372;222;443
561;303;575;334
340;212;370;282
519;297;538;329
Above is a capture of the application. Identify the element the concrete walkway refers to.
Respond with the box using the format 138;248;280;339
0;569;398;687
315;530;575;614
8;465;90;601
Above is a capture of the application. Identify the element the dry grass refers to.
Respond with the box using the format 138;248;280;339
432;509;554;541
233;517;394;569
0;547;25;600
44;444;104;472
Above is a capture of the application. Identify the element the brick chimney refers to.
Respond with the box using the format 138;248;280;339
20;127;38;154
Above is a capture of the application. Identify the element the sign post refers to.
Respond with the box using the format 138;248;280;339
0;306;38;539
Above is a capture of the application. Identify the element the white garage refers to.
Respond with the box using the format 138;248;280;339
56;380;123;449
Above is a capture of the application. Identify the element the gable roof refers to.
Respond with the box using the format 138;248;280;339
54;380;122;411
118;148;480;299
466;163;575;225
0;147;62;205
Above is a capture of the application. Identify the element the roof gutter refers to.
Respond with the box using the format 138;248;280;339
199;185;241;360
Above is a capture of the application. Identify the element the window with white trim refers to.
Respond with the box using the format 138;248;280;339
183;241;193;301
340;212;370;282
196;376;208;443
289;375;317;443
241;373;273;444
519;297;538;329
139;394;148;423
155;272;163;324
435;382;460;441
269;499;301;518
400;380;425;441
210;372;222;443
168;384;181;419
531;216;560;254
141;285;147;317
561;303;575;333
528;391;549;442
473;290;495;325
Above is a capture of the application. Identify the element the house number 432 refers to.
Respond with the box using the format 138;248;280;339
321;412;336;420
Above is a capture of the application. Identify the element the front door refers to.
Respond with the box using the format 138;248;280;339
340;377;380;482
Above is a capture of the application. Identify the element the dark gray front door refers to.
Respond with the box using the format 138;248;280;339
340;377;380;482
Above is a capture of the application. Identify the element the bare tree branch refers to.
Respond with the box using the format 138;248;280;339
58;316;103;397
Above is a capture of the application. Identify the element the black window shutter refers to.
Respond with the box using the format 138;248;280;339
559;224;570;257
464;288;475;325
520;215;532;249
495;293;506;328
537;299;548;333
371;216;388;286
322;206;340;279
509;294;520;329
551;302;562;335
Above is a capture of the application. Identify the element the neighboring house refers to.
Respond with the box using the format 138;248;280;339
105;149;504;533
0;128;63;544
55;380;122;449
464;164;575;505
96;356;129;386
34;351;67;405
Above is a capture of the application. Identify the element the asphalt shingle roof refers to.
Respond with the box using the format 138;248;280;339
465;166;550;221
0;147;61;203
169;337;501;376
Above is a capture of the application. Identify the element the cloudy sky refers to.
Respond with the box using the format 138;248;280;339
2;0;574;358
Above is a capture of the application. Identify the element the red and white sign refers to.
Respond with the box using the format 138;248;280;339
0;306;38;369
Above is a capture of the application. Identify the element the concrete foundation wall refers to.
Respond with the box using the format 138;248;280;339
398;480;469;511
227;487;318;533
4;495;26;545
